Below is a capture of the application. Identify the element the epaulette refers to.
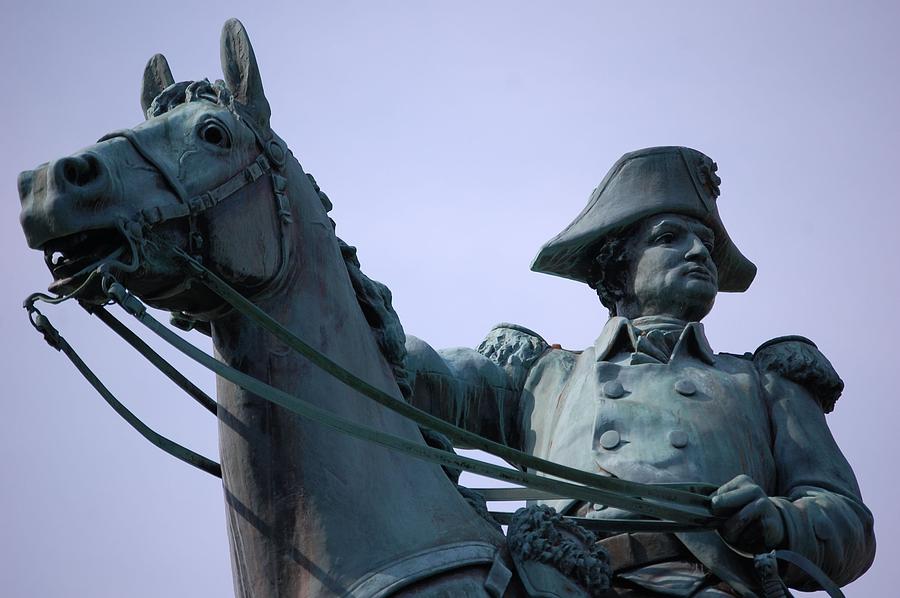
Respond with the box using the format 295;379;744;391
476;323;549;371
753;335;844;413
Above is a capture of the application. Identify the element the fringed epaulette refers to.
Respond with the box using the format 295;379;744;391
753;335;844;413
477;323;549;370
477;324;549;391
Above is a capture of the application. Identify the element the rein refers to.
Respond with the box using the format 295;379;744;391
25;233;721;530
23;111;845;596
23;259;847;596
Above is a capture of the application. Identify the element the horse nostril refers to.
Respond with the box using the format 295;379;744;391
58;154;103;188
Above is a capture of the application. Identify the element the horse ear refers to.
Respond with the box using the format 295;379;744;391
140;54;174;118
220;18;271;129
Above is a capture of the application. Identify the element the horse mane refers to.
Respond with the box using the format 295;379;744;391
149;81;412;400
309;177;413;401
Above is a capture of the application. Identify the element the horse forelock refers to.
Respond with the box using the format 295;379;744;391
146;79;235;119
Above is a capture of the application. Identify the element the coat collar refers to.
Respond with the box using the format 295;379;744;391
593;316;716;364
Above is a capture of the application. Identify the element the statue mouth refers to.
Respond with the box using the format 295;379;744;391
42;228;126;294
683;265;714;281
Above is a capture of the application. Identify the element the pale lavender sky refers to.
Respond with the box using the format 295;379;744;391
1;2;897;596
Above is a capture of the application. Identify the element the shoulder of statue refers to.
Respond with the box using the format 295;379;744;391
476;323;550;371
753;335;844;413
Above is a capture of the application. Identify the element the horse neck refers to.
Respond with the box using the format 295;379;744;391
208;161;501;594
210;158;414;501
210;164;399;424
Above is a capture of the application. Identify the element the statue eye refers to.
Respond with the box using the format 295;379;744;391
198;120;231;148
654;232;675;245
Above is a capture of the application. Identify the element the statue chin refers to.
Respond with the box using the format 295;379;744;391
682;290;717;322
618;294;716;323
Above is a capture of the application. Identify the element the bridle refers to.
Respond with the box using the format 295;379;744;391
23;108;846;598
95;101;293;321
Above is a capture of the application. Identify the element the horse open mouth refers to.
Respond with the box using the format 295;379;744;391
43;228;127;293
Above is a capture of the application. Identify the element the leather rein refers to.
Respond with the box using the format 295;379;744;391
23;113;844;597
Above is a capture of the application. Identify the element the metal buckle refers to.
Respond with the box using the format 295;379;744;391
266;138;286;168
246;156;269;182
246;163;262;181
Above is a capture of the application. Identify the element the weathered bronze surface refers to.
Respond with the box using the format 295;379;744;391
407;145;875;595
17;19;873;598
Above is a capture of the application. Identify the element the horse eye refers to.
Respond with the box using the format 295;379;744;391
199;121;231;148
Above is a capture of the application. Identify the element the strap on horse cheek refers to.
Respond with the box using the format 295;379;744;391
97;117;293;319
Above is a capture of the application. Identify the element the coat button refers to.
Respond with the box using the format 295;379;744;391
599;430;620;449
602;381;625;398
669;430;689;448
674;379;696;396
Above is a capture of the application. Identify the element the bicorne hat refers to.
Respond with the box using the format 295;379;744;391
531;146;756;292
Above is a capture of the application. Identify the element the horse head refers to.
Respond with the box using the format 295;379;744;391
17;20;517;596
19;19;313;319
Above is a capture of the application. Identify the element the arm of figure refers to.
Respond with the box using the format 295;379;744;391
765;370;875;588
712;338;875;589
405;323;549;450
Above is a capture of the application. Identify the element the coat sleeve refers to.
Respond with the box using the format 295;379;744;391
405;323;548;450
755;337;875;589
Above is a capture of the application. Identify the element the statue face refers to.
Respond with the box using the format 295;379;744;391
617;213;718;321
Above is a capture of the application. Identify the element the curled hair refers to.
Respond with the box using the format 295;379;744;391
588;222;639;317
146;79;234;119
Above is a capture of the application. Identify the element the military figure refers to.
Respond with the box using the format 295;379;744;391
406;147;875;596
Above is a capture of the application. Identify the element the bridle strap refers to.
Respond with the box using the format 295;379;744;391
99;128;191;204
24;303;221;477
91;305;217;415
97;111;292;316
98;128;275;227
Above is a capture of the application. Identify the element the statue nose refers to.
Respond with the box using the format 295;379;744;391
685;237;711;262
53;154;106;190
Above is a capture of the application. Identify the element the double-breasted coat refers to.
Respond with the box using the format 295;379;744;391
406;318;875;596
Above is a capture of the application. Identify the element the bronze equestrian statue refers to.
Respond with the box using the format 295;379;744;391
17;19;873;598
